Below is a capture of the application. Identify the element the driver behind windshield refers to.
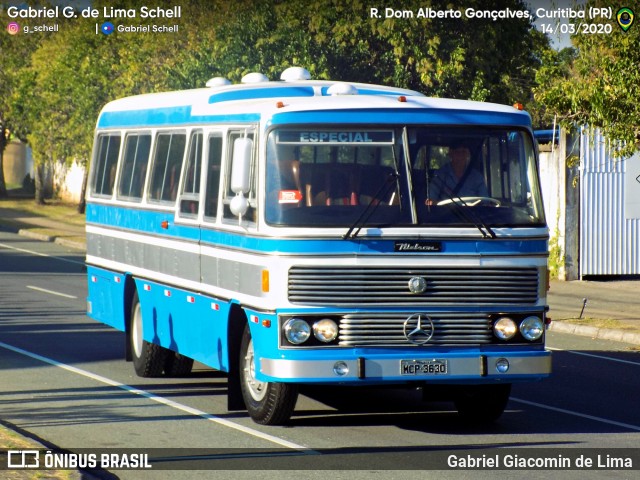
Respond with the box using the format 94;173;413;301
426;143;487;205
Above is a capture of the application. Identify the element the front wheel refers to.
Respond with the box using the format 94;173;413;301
239;325;298;425
454;384;511;424
130;290;168;377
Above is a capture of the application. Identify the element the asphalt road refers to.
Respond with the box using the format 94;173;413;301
0;230;639;480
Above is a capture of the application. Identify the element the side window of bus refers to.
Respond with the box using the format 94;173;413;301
204;132;223;221
178;131;203;218
223;129;256;224
118;133;151;201
91;134;121;197
148;132;186;205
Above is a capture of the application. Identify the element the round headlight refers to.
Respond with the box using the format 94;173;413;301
283;318;311;345
494;317;517;340
313;319;338;343
520;316;544;341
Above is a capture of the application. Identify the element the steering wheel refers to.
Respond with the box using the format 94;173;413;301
437;196;501;207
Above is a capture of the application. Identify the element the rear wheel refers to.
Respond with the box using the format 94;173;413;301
454;384;511;424
239;325;298;425
130;290;168;377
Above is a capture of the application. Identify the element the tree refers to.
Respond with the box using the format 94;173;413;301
211;0;547;107
0;25;43;197
534;0;640;156
6;0;549;208
8;0;220;207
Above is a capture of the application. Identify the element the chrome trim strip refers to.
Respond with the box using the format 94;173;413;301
259;352;552;380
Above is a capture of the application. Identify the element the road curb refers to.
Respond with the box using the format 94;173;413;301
549;321;640;345
14;228;86;251
54;237;86;251
18;228;54;242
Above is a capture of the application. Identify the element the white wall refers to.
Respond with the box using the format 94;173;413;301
53;161;85;203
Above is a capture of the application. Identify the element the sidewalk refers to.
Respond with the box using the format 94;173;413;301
547;279;640;344
0;202;86;250
0;199;639;344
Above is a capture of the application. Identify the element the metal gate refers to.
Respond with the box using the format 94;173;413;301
580;129;640;276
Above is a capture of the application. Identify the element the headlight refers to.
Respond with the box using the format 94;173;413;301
313;319;338;343
520;316;544;341
494;317;517;340
283;318;311;345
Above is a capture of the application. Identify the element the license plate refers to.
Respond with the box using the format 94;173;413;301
401;359;448;375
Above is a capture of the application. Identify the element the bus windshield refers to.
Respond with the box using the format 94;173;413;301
265;127;545;229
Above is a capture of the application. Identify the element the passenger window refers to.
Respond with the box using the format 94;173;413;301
178;131;203;217
118;133;151;201
204;133;223;220
148;132;186;204
91;134;121;197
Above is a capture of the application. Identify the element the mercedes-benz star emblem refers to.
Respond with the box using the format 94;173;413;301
403;313;435;345
408;276;427;294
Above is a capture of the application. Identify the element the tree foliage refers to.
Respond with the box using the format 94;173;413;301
0;19;45;197
2;0;548;204
534;0;640;156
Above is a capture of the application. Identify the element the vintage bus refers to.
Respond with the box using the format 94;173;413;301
86;67;551;425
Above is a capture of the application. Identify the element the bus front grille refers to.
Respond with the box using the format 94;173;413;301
288;266;539;307
339;312;492;346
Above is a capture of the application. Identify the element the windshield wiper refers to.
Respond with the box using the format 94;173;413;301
343;172;399;240
428;175;497;239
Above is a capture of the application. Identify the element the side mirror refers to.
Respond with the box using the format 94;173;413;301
230;137;252;217
231;137;252;194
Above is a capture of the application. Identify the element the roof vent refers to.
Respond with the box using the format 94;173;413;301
241;72;269;84
327;83;359;96
205;77;232;87
280;67;311;82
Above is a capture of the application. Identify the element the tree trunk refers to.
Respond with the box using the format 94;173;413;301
77;161;88;214
34;162;46;205
0;124;8;198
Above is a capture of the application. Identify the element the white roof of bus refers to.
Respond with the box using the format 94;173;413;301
98;79;529;124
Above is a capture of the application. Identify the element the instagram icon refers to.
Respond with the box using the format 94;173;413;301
7;22;20;35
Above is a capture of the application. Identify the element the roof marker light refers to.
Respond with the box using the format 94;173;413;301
398;96;407;103
276;101;285;108
513;102;524;110
241;72;269;84
205;77;231;87
327;83;359;96
280;67;311;82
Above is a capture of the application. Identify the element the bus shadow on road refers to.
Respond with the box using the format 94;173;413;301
292;382;640;436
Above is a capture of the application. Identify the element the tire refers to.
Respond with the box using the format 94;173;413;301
130;290;168;377
454;384;511;424
164;352;194;377
239;325;298;425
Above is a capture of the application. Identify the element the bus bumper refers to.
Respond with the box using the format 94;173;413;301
258;350;551;384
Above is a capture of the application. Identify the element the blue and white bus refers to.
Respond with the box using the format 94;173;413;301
86;67;551;425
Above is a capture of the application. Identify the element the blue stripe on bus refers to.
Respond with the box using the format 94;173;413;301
270;109;531;127
206;86;420;104
97;106;528;129
208;86;316;104
98;107;261;128
86;203;547;255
